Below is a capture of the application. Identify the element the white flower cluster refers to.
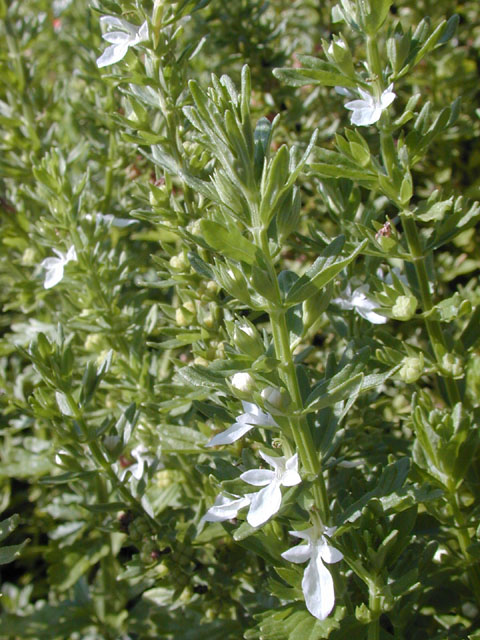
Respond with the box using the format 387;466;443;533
202;374;343;620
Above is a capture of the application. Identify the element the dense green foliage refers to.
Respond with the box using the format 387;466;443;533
1;0;480;638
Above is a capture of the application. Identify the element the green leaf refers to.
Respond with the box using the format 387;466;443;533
305;372;364;412
159;425;208;452
285;238;367;305
0;540;29;565
199;220;257;264
0;514;19;543
274;61;357;88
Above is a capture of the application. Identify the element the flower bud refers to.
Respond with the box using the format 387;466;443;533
230;372;255;394
441;353;463;378
169;253;188;271
261;386;290;414
326;36;355;76
175;301;196;327
392;295;417;321
233;322;264;358
399;355;424;384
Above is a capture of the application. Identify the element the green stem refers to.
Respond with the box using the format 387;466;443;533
400;210;461;405
366;34;383;89
449;493;480;604
255;229;330;523
367;583;381;640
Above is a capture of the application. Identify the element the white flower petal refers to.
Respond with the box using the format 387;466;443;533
281;543;312;564
281;468;302;487
247;481;282;527
240;402;277;426
350;106;378;126
97;43;129;67
206;421;255;447
102;31;131;44
65;245;77;262
202;494;250;522
335;86;353;97
381;90;396;109
302;556;335;620
240;468;274;486
100;15;132;31
321;542;344;564
136;21;149;43
43;263;65;289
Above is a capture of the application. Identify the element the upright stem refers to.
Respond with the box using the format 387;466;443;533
400;211;460;405
449;493;480;604
367;583;381;640
255;229;330;523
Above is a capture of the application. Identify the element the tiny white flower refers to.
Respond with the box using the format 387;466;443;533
120;445;156;481
202;493;251;523
206;401;277;447
282;524;343;620
338;83;396;126
240;451;301;527
96;16;149;68
41;245;77;289
332;284;386;324
86;212;138;227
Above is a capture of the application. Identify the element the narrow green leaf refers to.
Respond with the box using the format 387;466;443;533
200;220;257;264
285;238;367;305
0;540;29;565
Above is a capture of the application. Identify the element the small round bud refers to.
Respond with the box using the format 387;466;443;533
392;295;417;321
230;372;255;393
399;355;424;384
233;322;264;358
441;353;463;378
260;387;290;414
169;254;187;271
176;302;195;327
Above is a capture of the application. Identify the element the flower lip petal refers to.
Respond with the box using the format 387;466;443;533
302;556;336;620
97;43;130;67
43;265;64;289
247;481;282;527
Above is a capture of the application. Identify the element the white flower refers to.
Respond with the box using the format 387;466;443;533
86;212;138;227
40;245;77;289
282;525;343;620
332;284;386;324
120;445;156;481
96;16;149;68
206;401;277;447
240;451;301;527
202;493;251;523
338;84;396;126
